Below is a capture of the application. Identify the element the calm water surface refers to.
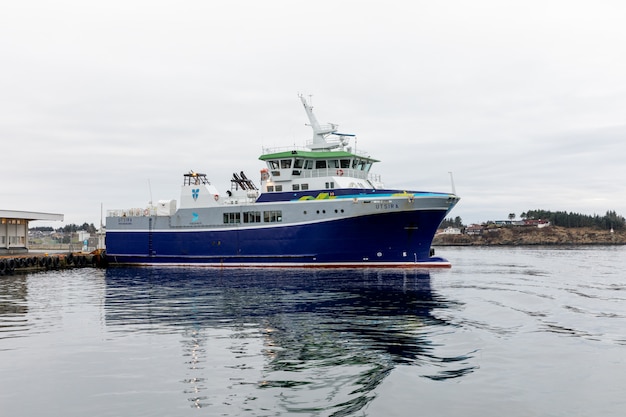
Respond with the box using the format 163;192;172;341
1;246;625;416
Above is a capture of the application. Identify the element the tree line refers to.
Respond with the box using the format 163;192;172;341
30;223;98;234
522;210;625;230
441;210;625;231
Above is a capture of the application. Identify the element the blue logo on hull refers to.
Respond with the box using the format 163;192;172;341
192;189;200;200
192;212;199;223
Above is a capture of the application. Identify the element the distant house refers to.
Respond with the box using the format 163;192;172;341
441;227;461;235
77;231;91;242
523;219;551;228
494;220;525;226
465;224;484;236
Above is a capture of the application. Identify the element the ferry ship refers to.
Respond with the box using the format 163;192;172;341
105;96;460;267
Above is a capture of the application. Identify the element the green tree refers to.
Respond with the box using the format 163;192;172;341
440;216;464;228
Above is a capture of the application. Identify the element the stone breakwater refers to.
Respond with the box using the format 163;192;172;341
433;226;626;246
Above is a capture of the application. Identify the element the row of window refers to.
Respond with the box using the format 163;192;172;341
223;210;282;224
222;207;353;225
268;158;371;171
0;236;26;244
1;219;23;224
267;182;334;192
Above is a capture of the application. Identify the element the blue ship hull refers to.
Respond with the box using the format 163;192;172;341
105;209;450;267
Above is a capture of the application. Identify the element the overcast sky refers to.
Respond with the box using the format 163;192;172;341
1;0;625;228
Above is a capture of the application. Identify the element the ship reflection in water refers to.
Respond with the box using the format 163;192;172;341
104;268;476;414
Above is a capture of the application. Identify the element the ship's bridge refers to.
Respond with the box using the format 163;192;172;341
258;149;381;192
258;95;384;193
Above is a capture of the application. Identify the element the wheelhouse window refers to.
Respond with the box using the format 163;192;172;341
264;210;282;223
304;160;314;169
292;159;303;175
340;159;350;168
280;159;292;169
268;160;279;169
329;160;339;168
315;160;327;169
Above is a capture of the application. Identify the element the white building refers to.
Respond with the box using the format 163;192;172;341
1;210;64;254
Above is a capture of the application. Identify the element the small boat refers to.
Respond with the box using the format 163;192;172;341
105;95;460;267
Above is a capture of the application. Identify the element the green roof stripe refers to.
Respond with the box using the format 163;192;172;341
259;150;379;162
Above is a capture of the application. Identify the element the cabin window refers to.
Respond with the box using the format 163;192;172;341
294;159;304;169
264;210;282;223
340;159;350;168
275;185;283;192
315;160;327;169
292;184;300;191
325;182;335;189
301;183;309;190
267;186;274;192
243;211;261;223
304;160;314;169
281;159;292;169
223;212;241;224
269;161;279;170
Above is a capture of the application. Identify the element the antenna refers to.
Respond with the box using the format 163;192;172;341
448;172;457;195
148;179;153;205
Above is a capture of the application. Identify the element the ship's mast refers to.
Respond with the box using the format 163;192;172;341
299;94;342;151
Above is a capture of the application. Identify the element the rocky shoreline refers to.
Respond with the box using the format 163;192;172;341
433;226;626;246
